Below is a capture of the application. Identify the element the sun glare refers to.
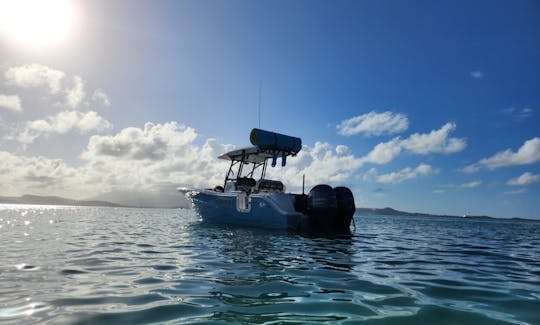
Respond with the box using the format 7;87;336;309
0;0;73;47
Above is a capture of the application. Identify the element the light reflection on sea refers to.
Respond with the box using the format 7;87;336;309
0;204;539;324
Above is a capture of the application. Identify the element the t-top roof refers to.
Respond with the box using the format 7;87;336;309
218;146;295;163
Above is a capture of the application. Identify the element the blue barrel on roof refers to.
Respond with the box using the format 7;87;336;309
250;128;302;154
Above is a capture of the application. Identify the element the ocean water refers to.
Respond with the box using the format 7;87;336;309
0;205;539;324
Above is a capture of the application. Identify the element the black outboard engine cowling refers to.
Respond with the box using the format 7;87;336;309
306;184;337;232
334;186;355;232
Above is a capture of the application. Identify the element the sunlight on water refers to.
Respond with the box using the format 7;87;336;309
0;205;539;324
0;302;50;319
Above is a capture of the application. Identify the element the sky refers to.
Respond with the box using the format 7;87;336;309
0;0;539;218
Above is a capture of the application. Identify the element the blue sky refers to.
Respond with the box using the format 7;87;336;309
0;0;539;218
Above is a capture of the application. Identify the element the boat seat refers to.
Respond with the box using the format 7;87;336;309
237;177;256;188
256;179;284;193
224;181;236;192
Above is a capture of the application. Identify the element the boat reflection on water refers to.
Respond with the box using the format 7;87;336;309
215;225;355;271
183;221;359;323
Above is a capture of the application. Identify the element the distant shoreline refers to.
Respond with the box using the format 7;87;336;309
0;195;536;221
0;195;184;209
356;207;538;222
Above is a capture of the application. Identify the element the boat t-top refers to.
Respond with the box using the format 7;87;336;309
179;128;355;233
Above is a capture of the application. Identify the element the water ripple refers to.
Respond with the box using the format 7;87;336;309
0;207;539;324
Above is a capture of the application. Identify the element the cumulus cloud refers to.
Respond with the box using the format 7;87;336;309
463;137;540;173
73;123;241;201
0;94;22;112
360;123;466;165
266;142;364;190
363;163;437;184
201;122;462;190
362;138;403;165
5;63;66;94
337;111;408;137
82;122;196;161
4;63;111;110
0;123;233;200
401;123;466;154
0;151;78;197
65;76;86;108
92;89;111;106
507;172;540;186
18;110;112;143
78;123;235;197
0;120;461;205
335;144;351;156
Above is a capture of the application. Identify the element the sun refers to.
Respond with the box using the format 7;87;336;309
0;0;73;47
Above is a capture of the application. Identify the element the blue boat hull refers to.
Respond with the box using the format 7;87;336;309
191;190;304;230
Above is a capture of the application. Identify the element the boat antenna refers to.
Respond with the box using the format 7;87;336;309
258;81;262;128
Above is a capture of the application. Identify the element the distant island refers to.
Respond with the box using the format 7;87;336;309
356;207;536;221
357;207;494;219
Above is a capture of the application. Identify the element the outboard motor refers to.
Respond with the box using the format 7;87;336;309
334;186;355;232
306;184;337;232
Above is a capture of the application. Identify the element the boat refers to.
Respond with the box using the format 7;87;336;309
179;128;356;233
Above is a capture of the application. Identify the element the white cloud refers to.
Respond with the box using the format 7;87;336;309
362;138;403;165
0;120;460;206
504;188;527;195
78;123;236;198
337;111;408;137
82;122;196;161
459;180;482;188
4;63;65;94
363;163;437;184
92;88;111;106
65;76;86;108
4;121;258;200
0;151;78;197
400;123;466;154
3;63;110;110
0;94;22;112
470;70;484;79
18;110;112;143
463;137;540;172
0;123;232;200
461;164;480;174
238;122;463;189
360;123;466;165
502;107;534;120
268;142;364;190
507;172;540;186
522;108;534;115
335;144;351;156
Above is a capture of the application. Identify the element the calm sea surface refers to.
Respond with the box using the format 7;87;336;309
0;205;539;324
